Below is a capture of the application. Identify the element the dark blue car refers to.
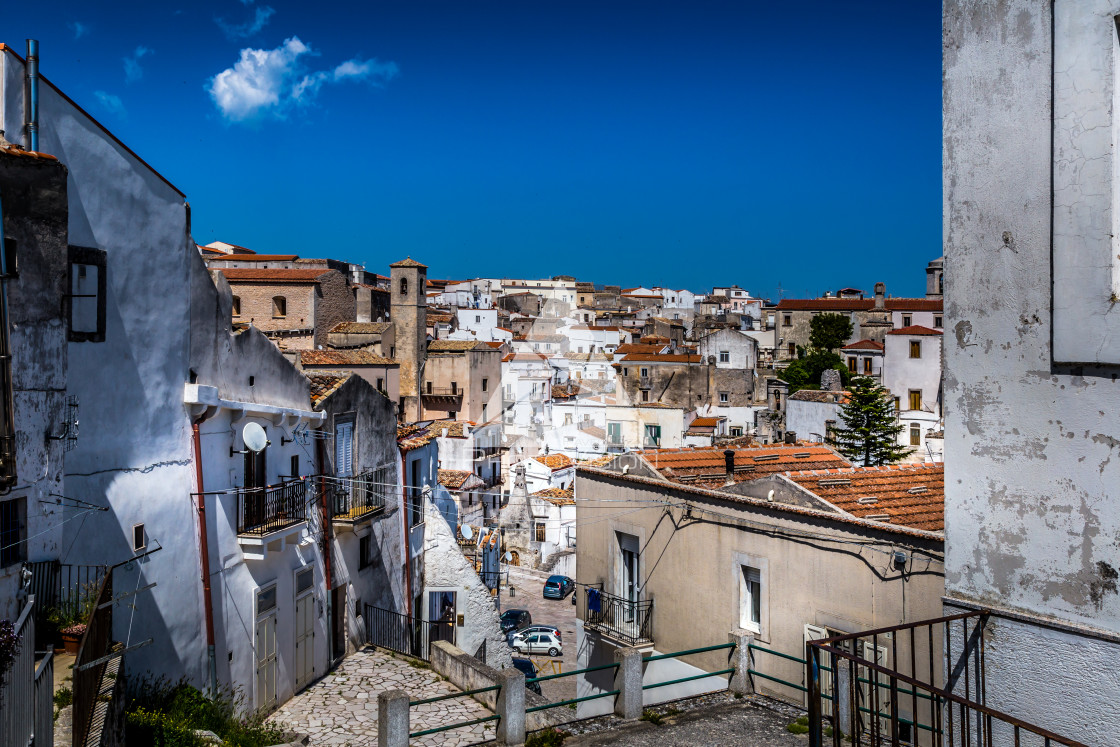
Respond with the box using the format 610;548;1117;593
543;575;574;599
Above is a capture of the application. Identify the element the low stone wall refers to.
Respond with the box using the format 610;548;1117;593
429;641;560;730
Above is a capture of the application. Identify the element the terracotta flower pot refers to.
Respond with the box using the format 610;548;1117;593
62;632;80;655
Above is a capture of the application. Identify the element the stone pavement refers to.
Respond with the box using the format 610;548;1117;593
267;647;496;747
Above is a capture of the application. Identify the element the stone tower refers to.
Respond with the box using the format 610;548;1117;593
860;282;894;344
925;257;944;299
390;257;427;421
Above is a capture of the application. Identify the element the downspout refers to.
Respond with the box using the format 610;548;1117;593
316;435;335;663
25;40;39;152
400;451;413;616
191;422;219;698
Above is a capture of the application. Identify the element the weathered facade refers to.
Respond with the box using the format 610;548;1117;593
221;267;356;351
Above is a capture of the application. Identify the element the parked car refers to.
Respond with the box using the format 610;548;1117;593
512;631;562;658
511;658;542;695
543;575;575;599
500;608;532;634
510;625;562;646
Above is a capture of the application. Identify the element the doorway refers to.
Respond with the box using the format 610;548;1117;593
255;585;278;712
428;591;457;647
294;568;315;691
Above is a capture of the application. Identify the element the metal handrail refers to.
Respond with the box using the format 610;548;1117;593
526;660;619;684
584;589;653;646
409;713;501;738
410;684;501;706
644;642;734;661
642;667;735;691
236;480;307;535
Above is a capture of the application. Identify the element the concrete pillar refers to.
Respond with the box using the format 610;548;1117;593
835;655;852;738
613;646;644;719
377;689;410;747
728;630;755;695
495;667;526;746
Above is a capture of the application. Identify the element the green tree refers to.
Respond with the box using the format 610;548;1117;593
827;376;911;466
782;350;850;393
809;313;854;352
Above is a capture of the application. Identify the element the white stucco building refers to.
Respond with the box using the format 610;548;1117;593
882;326;942;459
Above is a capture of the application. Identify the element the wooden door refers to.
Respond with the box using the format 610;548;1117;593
255;614;277;711
294;593;315;691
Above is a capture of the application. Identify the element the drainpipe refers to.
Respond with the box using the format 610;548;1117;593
400;451;414;616
25;40;39;152
191;422;219;698
316;435;335;664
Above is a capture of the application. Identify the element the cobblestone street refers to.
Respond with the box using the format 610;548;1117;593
267;647;495;747
503;564;579;702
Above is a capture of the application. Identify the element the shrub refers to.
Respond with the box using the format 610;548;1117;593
54;686;73;710
787;714;810;734
525;728;568;747
640;709;664;726
124;678;285;747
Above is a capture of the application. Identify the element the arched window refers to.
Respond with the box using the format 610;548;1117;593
272;296;287;318
400;277;408;296
231;296;241;316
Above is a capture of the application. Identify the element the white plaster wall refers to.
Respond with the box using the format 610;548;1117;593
883;334;941;415
944;1;1120;740
785;399;841;443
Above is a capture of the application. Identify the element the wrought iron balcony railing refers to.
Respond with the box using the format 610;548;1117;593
237;480;307;536
331;470;387;523
584;589;653;646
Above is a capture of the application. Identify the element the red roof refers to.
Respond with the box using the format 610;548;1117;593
211;254;298;262
776;298;942;312
502;352;550;362
648;444;850;488
219;268;327;283
300;350;397;366
887;325;943;336
689;417;723;427
842;340;885;351
785;464;945;532
617;353;703;363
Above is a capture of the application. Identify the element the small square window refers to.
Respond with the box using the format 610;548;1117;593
719;392;729;404
482;378;488;392
934;315;943;328
902;315;912;327
231;296;241;316
719;350;730;363
272;296;287;318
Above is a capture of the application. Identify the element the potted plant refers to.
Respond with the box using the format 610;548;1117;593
60;623;86;655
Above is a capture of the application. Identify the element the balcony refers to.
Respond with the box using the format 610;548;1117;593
331;471;386;527
584;589;653;647
421;386;463;409
235;481;307;558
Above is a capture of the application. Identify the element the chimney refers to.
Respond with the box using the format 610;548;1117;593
784;431;797;445
874;282;885;310
723;449;735;480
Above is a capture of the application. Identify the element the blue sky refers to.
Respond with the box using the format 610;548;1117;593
8;1;942;299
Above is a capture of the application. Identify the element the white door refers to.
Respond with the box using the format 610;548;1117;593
804;625;832;716
255;614;277;711
295;593;315;691
858;640;890;736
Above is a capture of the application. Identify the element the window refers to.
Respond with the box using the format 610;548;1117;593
640;367;649;377
451;381;458;394
719;392;729;404
426;381;433;394
729;426;743;437
475;315;481;323
910;423;921;446
3;237;17;278
934;315;943;328
739;565;762;632
68;246;107;342
400;277;408;296
894;396;901;412
623;368;628;377
782;314;792;327
848;357;858;373
535;523;546;542
641;390;649;402
564;413;573;425
482;378;488;392
256;584;277;615
644;424;661;447
376;377;385;393
272;296;287;318
335;419;354;477
1;498;25;567
607;422;622;444
409;459;423;528
909;340;921;359
719;350;730;363
290;455;299;478
359;535;372;570
296;567;314;594
482;404;487;421
232;296;241;316
864;357;873;374
908;390;923;411
902;314;912;327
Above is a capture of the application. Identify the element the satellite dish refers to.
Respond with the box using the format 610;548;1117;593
461;524;474;540
242;422;268;453
503;552;513;562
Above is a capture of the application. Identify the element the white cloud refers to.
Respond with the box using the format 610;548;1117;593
207;37;398;123
69;21;89;40
93;91;125;118
123;46;151;83
216;5;274;39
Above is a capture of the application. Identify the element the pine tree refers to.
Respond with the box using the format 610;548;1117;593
827;376;912;466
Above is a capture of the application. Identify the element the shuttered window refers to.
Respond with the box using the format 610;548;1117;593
335;420;354;477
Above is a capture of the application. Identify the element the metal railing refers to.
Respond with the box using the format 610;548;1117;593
806;610;1088;747
364;604;431;661
584;589;653;646
236;480;307;535
24;560;106;646
423;386;462;397
409;685;503;738
73;572;113;747
330;471;385;522
641;642;737;692
1;597;52;747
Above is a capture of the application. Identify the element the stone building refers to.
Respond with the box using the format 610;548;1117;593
220;266;356;351
613;352;754;414
297;349;400;403
421;340;502;424
390;257;427;421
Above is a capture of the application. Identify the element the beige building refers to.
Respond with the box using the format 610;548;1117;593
297;350;400;404
420;340;502;424
390;258;428;420
219;267;356;351
573;446;945;726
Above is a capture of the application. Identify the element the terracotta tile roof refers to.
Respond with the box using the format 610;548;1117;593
552;384;579;399
689;417;723;427
389;257;427;269
210;254;298;262
533;453;575;471
842;340;885;351
438;469;476;490
300;350;398;366
204;240;256;254
503;352;550;362
397;422;439;451
0;140;59;161
887;325;943;336
329;321;392;334
614;343;666;355
639;336;671;344
427;313;454;324
219;268;327;283
430;420;474;438
484;341;506;349
428;340;483;352
531;487;575;506
648;444;850;489
307;372;352;406
617;353;704;363
784;464;945;532
788;390;850;404
776;298;943;312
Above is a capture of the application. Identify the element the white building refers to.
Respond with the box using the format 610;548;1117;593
696;328;758;371
841;339;884;381
563;324;624;354
500;352;554;439
516;453;576;494
882;326;942;459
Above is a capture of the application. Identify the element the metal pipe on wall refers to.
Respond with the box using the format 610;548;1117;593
25;40;39;152
191;421;219;698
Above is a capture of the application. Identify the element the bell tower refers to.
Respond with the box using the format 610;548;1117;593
390;257;427;421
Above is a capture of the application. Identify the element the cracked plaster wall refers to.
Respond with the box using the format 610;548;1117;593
945;1;1120;738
